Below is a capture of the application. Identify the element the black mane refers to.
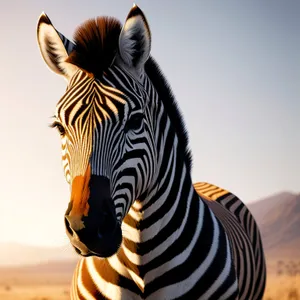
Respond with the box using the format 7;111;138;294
67;17;122;78
145;57;192;172
67;17;192;172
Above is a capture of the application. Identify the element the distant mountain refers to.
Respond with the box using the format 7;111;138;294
248;192;300;259
248;191;296;223
0;242;77;266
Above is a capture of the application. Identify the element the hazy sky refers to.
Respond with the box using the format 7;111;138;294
0;0;299;247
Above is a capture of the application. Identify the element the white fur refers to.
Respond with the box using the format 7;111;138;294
77;259;96;300
37;14;78;80
119;15;151;72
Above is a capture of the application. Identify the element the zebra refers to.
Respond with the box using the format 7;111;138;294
37;5;266;300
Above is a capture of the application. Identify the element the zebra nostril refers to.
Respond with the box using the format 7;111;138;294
64;216;73;236
74;246;83;255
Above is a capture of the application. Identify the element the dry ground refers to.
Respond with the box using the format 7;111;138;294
263;258;300;300
0;261;299;299
0;269;71;300
0;284;69;300
264;275;300;300
0;276;299;300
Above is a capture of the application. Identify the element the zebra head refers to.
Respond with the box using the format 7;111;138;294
37;6;159;257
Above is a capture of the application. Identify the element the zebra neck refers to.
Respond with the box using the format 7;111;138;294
123;134;197;242
109;141;232;295
119;141;211;274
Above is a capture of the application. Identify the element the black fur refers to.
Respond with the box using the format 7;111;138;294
145;57;193;173
67;17;122;78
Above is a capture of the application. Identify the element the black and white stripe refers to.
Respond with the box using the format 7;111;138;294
194;182;267;300
37;5;266;299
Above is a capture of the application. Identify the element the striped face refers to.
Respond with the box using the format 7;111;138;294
37;5;153;257
53;67;157;256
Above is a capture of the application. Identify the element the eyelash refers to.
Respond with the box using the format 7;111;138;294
50;121;66;136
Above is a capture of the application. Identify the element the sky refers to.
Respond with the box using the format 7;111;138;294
0;0;299;247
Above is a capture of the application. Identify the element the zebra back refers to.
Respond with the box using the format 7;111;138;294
194;182;267;300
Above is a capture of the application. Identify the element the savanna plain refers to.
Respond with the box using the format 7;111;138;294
0;268;70;300
0;260;300;300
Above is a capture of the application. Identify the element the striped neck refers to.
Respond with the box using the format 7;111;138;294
118;131;207;292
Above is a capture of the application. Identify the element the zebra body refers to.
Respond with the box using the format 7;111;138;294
69;182;265;300
37;5;266;300
70;179;237;300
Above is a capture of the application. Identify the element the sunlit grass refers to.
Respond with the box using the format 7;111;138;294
264;275;300;300
263;260;300;300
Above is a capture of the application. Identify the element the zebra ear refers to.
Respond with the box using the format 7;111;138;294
37;13;78;80
119;5;151;72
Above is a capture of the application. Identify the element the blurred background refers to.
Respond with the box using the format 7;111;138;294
0;0;299;299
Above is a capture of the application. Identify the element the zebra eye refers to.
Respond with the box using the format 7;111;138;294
125;113;144;132
50;121;66;136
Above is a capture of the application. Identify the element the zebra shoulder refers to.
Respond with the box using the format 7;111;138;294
193;182;231;202
193;181;255;242
193;181;246;225
193;181;245;218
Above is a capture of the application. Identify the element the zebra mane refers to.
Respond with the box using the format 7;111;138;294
66;17;122;78
145;57;193;173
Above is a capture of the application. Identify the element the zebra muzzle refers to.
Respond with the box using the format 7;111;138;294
65;174;122;257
